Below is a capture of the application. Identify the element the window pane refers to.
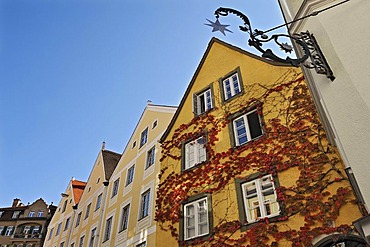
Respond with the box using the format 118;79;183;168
235;118;248;145
206;90;212;110
247;111;262;139
232;74;240;94
224;79;232;99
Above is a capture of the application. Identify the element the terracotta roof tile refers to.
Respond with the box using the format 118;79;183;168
72;180;86;204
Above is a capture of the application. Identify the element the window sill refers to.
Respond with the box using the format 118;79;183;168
182;160;208;174
234;134;265;149
181;233;212;245
240;214;281;231
138;215;149;221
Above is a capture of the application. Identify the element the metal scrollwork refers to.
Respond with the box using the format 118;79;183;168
213;7;335;80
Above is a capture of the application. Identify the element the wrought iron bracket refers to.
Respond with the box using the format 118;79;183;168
213;7;335;81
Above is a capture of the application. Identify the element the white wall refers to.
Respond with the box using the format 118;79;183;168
279;0;370;208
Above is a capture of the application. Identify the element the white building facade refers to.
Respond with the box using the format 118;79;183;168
277;0;370;238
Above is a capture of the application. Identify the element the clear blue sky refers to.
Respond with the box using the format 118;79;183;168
0;0;287;207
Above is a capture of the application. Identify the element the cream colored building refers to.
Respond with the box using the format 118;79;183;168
44;178;86;247
68;149;121;247
100;103;176;247
44;103;176;247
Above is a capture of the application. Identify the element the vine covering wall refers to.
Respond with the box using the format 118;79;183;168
156;66;362;246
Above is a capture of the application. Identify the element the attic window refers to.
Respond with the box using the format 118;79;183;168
97;177;100;184
132;141;137;149
152;120;158;129
193;86;214;115
220;68;243;102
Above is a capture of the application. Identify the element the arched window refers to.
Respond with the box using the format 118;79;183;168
314;234;366;247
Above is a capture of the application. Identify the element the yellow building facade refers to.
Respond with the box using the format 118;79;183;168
155;38;365;246
44;178;86;247
44;103;176;247
100;103;176;247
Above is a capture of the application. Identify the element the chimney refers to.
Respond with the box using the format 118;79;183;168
147;100;152;105
12;198;21;207
102;141;106;150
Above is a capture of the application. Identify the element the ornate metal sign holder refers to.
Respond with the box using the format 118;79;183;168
209;7;335;81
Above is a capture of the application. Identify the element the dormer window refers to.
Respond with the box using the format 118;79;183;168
193;88;213;115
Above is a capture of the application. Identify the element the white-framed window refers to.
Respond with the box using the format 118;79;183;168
37;211;44;217
0;211;3;218
222;73;241;100
62;200;67;213
48;227;54;239
28;211;35;217
132;141;136;149
0;226;4;235
140;127;148;148
233;108;263;146
75;212;82;227
5;226;14;236
184;136;206;170
139;190;150;220
79;235;85;247
136;242;146;247
60;242;65;247
112;178;120;197
145;146;155;169
84;203;91;219
95;193;102;211
32;226;40;234
56;222;62;235
183;197;209;240
23;226;31;234
89;228;96;247
126;165;135;186
12;211;21;218
241;174;280;223
71;243;75;247
104;217;113;241
193;88;213;115
64;217;70;231
152;120;158;129
119;204;130;232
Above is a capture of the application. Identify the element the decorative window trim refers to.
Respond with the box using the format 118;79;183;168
103;216;113;242
118;203;130;232
140;127;149;148
193;85;215;116
138;189;151;220
152;119;158;129
229;104;265;147
181;134;207;172
84;203;91;220
64;217;70;231
180;193;213;242
56;223;62;235
219;67;244;102
75;212;82;227
145;146;156;169
95;193;102;211
89;228;96;247
235;173;281;230
79;235;85;247
111;178;120;198
125;165;135;186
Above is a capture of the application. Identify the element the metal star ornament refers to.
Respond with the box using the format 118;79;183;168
205;18;233;36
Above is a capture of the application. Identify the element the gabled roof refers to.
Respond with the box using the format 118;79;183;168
160;37;292;142
102;150;121;181
121;103;177;155
71;179;87;205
